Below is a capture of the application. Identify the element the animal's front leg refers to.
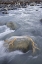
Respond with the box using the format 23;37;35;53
9;38;16;46
28;37;40;53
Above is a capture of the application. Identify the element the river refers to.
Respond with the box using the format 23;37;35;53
0;4;42;64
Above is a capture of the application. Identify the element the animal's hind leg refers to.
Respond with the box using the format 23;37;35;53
32;41;40;53
28;37;40;53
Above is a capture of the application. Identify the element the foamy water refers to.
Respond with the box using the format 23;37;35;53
0;4;42;64
0;25;15;39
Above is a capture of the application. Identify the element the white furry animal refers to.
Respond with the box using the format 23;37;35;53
4;36;40;53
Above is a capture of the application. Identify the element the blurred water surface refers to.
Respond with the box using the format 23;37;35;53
0;5;42;64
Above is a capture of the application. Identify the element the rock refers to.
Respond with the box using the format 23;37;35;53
1;8;8;14
36;10;38;11
40;19;42;23
1;7;8;11
40;7;42;8
30;2;36;6
2;11;8;14
37;4;41;6
4;36;40;53
6;22;20;30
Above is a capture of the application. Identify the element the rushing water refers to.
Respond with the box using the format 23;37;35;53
0;4;42;64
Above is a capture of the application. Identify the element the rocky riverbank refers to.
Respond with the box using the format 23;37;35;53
0;2;42;15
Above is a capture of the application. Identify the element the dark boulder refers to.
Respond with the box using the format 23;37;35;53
40;19;42;23
2;11;8;14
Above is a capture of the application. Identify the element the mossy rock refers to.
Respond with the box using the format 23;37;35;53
4;36;40;53
6;22;20;30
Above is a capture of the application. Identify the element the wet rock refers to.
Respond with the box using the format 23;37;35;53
2;11;8;14
40;7;42;8
6;22;20;30
1;7;8;14
4;36;39;53
40;19;42;23
30;2;36;6
36;10;38;11
37;4;41;6
1;7;8;11
7;4;18;10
